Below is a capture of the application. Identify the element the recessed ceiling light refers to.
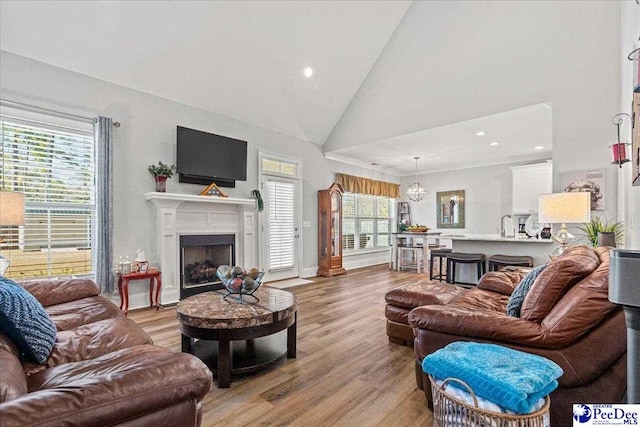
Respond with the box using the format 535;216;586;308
303;67;313;78
534;145;544;150
476;131;486;136
489;141;499;146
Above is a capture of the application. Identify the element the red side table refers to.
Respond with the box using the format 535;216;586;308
117;269;162;315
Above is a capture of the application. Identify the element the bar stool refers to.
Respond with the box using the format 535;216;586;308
398;246;424;273
429;248;452;282
488;254;534;271
446;252;486;286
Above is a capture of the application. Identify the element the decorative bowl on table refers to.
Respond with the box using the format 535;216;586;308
216;265;265;303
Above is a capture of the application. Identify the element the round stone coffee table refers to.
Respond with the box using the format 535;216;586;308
176;287;297;388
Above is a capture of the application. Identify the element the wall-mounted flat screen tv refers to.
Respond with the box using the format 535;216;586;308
177;126;247;187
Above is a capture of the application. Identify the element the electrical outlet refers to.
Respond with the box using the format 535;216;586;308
303;220;311;228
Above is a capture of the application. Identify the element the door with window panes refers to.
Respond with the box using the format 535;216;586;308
258;153;301;281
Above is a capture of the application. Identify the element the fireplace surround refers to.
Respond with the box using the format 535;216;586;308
180;234;234;298
146;192;257;304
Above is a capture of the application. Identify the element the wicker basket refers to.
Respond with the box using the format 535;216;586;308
429;376;550;427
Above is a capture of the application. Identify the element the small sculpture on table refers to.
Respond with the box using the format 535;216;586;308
216;265;264;303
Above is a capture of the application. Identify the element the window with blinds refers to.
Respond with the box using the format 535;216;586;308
0;113;95;280
267;180;296;271
342;193;393;252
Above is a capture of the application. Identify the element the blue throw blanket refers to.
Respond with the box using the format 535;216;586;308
422;342;563;414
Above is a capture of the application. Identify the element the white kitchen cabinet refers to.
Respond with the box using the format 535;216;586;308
511;162;553;214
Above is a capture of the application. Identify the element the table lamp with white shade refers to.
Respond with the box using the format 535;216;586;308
0;190;26;275
538;192;591;254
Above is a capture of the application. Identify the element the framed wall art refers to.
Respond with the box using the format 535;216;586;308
436;189;465;229
559;169;605;211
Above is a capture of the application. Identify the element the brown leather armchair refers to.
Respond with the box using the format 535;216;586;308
409;246;626;426
0;278;212;426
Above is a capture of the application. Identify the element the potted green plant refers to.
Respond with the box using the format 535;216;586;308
148;161;176;192
251;189;264;212
578;216;624;247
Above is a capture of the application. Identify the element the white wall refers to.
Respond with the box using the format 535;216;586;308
401;161;532;234
0;51;395;307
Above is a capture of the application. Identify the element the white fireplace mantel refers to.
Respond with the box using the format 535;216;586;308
145;192;256;209
145;192;257;304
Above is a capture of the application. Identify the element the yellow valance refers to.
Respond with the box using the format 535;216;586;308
335;173;400;199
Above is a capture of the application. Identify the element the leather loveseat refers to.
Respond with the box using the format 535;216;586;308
0;278;212;426
408;246;626;426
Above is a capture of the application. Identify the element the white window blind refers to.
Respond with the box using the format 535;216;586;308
342;193;393;252
268;180;295;271
0;114;96;280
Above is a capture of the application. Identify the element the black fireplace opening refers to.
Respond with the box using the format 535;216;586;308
180;234;235;299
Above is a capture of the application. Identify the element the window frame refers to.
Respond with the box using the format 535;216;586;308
342;192;395;255
0;108;96;280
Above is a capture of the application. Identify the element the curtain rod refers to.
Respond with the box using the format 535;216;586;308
0;98;121;127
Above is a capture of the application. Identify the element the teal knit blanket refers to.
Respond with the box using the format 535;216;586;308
422;342;563;414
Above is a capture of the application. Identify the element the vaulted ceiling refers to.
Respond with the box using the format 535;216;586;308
0;1;620;176
0;0;411;145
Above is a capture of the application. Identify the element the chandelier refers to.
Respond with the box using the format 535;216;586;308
407;156;425;202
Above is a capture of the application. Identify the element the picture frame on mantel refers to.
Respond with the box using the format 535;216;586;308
436;189;465;229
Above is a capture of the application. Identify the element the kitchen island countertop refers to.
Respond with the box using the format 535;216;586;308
438;234;553;243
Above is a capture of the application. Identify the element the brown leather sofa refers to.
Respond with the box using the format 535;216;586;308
0;278;212;426
408;246;626;426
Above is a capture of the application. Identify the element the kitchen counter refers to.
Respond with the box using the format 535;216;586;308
438;234;553;244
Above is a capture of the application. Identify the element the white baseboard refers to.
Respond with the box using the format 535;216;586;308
302;267;318;278
343;252;390;270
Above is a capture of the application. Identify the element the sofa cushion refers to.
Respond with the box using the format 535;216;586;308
22;315;153;377
19;278;100;308
0;276;56;364
385;281;464;310
0;331;27;403
521;246;600;322
477;271;527;296
506;264;548;318
45;295;124;331
0;345;212;427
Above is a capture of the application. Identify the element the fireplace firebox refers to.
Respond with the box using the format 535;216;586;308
180;234;235;299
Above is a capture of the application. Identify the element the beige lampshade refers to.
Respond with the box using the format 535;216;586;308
0;190;26;225
538;192;591;224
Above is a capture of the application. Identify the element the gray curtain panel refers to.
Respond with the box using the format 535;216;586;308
95;117;114;294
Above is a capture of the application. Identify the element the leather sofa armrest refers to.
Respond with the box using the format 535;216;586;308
0;345;212;427
477;271;526;296
408;305;569;348
19;278;100;307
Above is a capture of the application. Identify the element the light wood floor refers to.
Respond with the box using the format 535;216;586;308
129;264;434;427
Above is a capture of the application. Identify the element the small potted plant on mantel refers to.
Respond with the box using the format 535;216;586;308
148;161;176;193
